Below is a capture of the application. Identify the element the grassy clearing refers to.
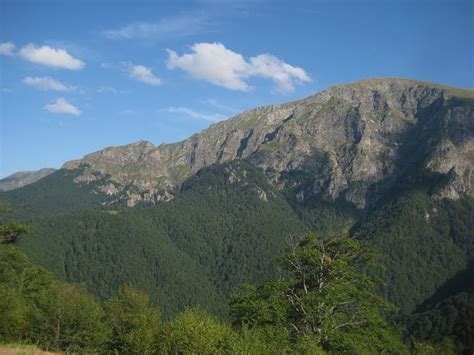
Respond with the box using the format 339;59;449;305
0;344;56;355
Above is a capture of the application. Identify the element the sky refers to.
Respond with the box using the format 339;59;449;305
0;0;473;177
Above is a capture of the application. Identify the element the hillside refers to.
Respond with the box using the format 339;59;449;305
0;168;55;192
1;77;473;350
15;161;306;318
61;78;474;208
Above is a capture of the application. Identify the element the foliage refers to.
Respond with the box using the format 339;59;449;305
408;291;474;353
159;309;238;354
0;245;53;342
105;285;161;354
0;169;113;220
17;207;227;318
13;161;305;318
0;245;107;353
0;222;29;244
412;338;458;355
1;232;466;354
233;324;297;354
353;192;474;313
230;281;289;328
230;233;408;353
0;201;28;244
38;283;108;353
1;159;473;351
0;201;12;214
281;168;360;236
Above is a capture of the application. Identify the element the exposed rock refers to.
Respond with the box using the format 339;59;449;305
62;78;474;208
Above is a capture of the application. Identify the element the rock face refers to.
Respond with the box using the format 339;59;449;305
62;78;474;208
0;168;56;192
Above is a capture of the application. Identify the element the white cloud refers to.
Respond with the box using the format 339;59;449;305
166;42;311;93
249;54;311;93
19;44;85;70
167;43;250;91
44;98;81;116
23;76;72;91
129;65;162;86
103;14;207;40
165;106;225;122
0;42;15;56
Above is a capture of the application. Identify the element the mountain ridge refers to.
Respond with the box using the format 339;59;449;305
0;168;56;192
60;77;474;208
2;78;473;351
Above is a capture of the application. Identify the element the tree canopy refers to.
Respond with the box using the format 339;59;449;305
230;233;408;353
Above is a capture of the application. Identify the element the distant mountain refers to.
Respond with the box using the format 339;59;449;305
0;168;56;192
62;78;474;208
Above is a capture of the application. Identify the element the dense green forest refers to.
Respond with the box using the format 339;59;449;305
0;160;472;352
11;162;306;317
0;226;457;354
0;169;114;219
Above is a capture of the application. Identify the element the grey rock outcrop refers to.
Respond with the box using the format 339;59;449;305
62;78;474;208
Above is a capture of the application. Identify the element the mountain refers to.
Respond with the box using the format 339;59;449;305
0;169;114;219
62;78;473;208
1;77;473;349
15;161;306;318
0;168;55;192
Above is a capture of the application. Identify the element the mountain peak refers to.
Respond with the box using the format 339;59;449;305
129;140;156;148
327;77;474;100
59;78;473;207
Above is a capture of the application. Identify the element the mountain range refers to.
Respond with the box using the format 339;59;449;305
59;78;473;208
1;77;473;351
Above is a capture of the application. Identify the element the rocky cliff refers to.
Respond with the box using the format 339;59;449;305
62;78;474;207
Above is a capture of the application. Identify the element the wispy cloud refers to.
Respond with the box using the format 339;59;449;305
102;62;162;86
164;106;226;122
19;44;85;70
103;14;208;40
167;42;311;93
97;86;128;95
23;76;73;91
100;62;116;69
129;65;162;86
44;98;81;116
0;42;15;56
120;109;136;115
201;99;240;113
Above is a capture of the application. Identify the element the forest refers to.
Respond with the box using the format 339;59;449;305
0;161;472;353
0;230;459;354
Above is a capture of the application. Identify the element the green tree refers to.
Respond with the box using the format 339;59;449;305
39;283;108;352
230;233;408;353
160;309;238;354
0;201;28;244
0;245;53;342
0;221;28;244
105;285;161;354
413;338;457;355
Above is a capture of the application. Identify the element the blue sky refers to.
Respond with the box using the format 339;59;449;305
0;0;473;177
